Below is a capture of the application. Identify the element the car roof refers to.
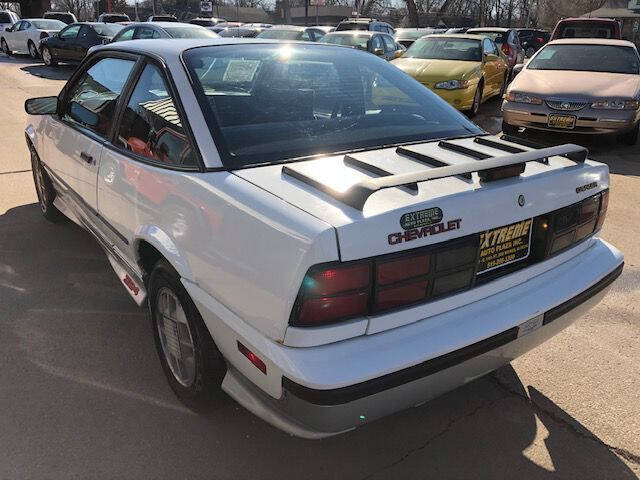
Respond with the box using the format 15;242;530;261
430;33;483;41
324;30;380;37
547;38;635;47
122;21;195;28
557;17;617;22
467;27;509;32
269;25;306;30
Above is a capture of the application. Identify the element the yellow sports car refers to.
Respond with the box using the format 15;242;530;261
392;34;509;116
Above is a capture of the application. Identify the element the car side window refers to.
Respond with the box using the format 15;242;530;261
482;38;492;54
301;30;312;41
78;25;92;39
370;35;383;51
19;21;30;31
117;27;135;41
60;25;80;39
135;27;159;39
63;57;136;138
381;34;396;52
116;63;197;167
10;21;21;31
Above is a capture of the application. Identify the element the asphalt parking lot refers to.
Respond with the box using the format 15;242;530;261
0;54;638;479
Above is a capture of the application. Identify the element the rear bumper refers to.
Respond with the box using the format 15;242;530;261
186;239;623;438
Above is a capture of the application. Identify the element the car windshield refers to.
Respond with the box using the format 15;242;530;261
0;13;13;23
557;22;615;39
404;37;482;61
256;29;303;40
93;24;124;36
395;29;433;40
31;19;66;29
528;44;639;74
164;26;218;38
319;33;369;49
184;44;481;168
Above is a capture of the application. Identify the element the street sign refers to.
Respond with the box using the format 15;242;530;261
201;0;213;13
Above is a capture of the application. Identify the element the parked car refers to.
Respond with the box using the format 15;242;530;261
335;17;394;34
217;26;265;38
392;34;509;116
209;21;243;33
40;22;124;66
550;17;621;40
319;30;403;60
502;39;640;144
394;27;436;48
23;38;623;438
467;27;525;72
97;13;131;23
517;28;549;57
243;22;272;28
111;22;218;42
310;25;334;34
43;11;77;24
147;15;179;22
1;18;66;58
256;25;327;41
189;17;226;27
0;10;19;32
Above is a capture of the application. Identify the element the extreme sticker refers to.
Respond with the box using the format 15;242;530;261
400;207;443;230
477;219;533;273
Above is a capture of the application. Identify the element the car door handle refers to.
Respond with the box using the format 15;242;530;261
80;151;93;164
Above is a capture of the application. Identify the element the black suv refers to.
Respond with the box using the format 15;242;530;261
516;28;549;57
335;17;394;35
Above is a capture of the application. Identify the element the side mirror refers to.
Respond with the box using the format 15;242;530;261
24;96;58;115
5;27;11;32
68;101;99;128
101;37;110;44
373;47;384;56
512;63;525;76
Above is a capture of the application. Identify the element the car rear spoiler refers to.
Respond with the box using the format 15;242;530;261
282;140;588;211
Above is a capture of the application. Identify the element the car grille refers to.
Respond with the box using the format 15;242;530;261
546;100;589;111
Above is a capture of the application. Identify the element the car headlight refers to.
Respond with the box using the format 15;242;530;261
504;92;543;105
591;99;640;110
434;79;469;90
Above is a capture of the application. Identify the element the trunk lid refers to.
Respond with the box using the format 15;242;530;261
234;135;609;261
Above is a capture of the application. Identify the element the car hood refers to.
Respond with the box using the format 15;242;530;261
511;69;640;99
392;58;481;82
233;135;609;261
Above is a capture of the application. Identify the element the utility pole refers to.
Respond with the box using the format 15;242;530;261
304;0;308;26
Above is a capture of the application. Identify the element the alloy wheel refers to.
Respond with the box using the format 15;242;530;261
155;287;196;387
42;48;52;66
32;155;48;212
1;39;8;55
29;42;38;59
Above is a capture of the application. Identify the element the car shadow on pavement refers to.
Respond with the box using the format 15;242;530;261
20;64;75;81
0;202;637;479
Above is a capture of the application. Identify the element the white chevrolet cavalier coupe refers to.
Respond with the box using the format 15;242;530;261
24;39;623;438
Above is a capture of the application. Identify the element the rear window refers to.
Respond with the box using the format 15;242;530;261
394;29;434;40
469;30;505;44
184;44;481;168
257;29;303;40
163;26;218;38
31;19;66;29
0;12;13;23
405;37;482;61
336;22;369;31
93;24;123;36
319;33;369;49
557;21;615;39
528;44;639;74
44;13;74;23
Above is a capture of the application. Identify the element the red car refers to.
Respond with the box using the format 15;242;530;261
550;17;621;40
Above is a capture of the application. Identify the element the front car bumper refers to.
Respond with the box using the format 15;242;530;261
503;100;640;134
428;84;477;111
187;238;623;438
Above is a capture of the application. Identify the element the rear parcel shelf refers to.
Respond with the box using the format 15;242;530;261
281;142;588;211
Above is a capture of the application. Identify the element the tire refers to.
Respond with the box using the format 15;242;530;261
30;145;65;223
41;46;57;66
148;259;227;411
620;123;639;146
467;82;483;118
502;119;519;136
1;38;11;56
28;40;39;59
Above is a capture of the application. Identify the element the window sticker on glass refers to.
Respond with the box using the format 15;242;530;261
223;59;260;82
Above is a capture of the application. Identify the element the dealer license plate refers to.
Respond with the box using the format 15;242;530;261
548;114;576;129
477;219;533;274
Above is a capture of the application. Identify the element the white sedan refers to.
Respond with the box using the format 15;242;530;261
1;18;65;58
23;39;623;438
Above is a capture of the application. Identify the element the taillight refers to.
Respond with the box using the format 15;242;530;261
40;31;49;39
536;37;544;43
502;43;511;56
292;263;371;326
549;190;608;254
